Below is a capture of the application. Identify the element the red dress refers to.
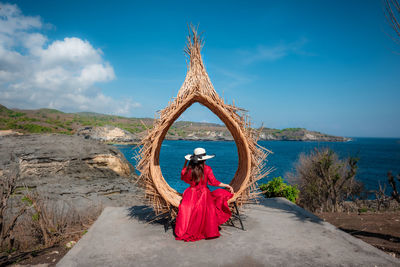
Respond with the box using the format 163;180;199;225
175;164;233;242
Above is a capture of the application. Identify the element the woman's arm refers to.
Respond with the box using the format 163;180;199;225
218;183;234;194
183;159;188;169
181;161;190;183
205;166;234;193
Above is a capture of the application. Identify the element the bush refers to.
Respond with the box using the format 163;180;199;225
288;148;361;212
259;177;299;203
18;124;53;133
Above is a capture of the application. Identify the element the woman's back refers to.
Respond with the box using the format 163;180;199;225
181;164;221;187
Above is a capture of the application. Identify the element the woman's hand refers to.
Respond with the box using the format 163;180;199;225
218;183;234;194
225;184;234;194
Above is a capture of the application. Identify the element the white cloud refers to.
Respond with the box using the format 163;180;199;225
242;38;310;64
40;37;102;66
212;66;254;90
0;2;139;115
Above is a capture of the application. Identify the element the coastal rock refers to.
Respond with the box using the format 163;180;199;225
303;133;317;141
258;128;351;142
76;125;139;144
65;241;77;249
0;129;23;136
165;127;349;142
86;154;131;177
0;134;142;247
260;133;277;140
166;130;234;141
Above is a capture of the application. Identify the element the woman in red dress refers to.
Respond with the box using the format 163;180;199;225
175;147;234;242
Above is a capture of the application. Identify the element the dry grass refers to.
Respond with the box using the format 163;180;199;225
134;25;272;218
1;157;101;263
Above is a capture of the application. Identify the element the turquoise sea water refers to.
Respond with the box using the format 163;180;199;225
115;138;400;195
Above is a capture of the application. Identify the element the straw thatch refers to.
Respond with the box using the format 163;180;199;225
134;26;272;218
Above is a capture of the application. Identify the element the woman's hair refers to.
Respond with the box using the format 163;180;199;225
186;160;205;184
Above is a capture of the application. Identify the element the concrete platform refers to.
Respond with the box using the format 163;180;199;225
57;198;399;267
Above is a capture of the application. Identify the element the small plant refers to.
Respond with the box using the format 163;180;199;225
21;196;33;206
259;177;299;203
358;208;368;213
31;212;39;221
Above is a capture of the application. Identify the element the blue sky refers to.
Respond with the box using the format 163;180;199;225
0;1;399;137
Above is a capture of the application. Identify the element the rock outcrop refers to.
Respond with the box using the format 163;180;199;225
76;125;139;144
258;128;351;142
0;134;142;234
0;130;23;136
165;128;350;142
166;130;234;141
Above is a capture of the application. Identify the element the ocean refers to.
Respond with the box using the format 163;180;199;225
115;138;400;195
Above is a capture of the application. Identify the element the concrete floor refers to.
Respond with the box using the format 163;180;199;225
57;198;399;267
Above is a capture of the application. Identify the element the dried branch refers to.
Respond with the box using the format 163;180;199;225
384;0;400;47
374;181;390;210
388;171;400;203
0;154;26;249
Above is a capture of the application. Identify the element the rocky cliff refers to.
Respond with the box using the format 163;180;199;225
258;128;351;142
0;134;141;209
0;134;142;249
74;126;350;143
76;125;140;144
165;126;350;142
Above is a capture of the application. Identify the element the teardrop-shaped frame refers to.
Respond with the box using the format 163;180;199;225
134;26;270;217
150;94;251;208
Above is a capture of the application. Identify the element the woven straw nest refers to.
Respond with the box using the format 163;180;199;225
134;26;272;218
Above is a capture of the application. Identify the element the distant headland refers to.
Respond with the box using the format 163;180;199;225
0;104;350;143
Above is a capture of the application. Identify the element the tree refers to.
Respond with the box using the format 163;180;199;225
384;0;400;46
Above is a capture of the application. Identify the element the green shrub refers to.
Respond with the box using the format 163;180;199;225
19;124;53;133
21;196;33;206
8;111;25;118
289;148;361;212
259;177;299;203
59;131;73;135
358;208;368;213
31;213;39;221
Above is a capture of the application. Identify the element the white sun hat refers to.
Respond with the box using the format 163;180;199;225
185;147;215;162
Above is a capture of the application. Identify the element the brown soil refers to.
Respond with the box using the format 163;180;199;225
7;245;69;266
2;232;85;266
318;211;400;259
3;237;84;266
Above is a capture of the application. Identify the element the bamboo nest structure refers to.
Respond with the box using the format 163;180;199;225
134;26;272;218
